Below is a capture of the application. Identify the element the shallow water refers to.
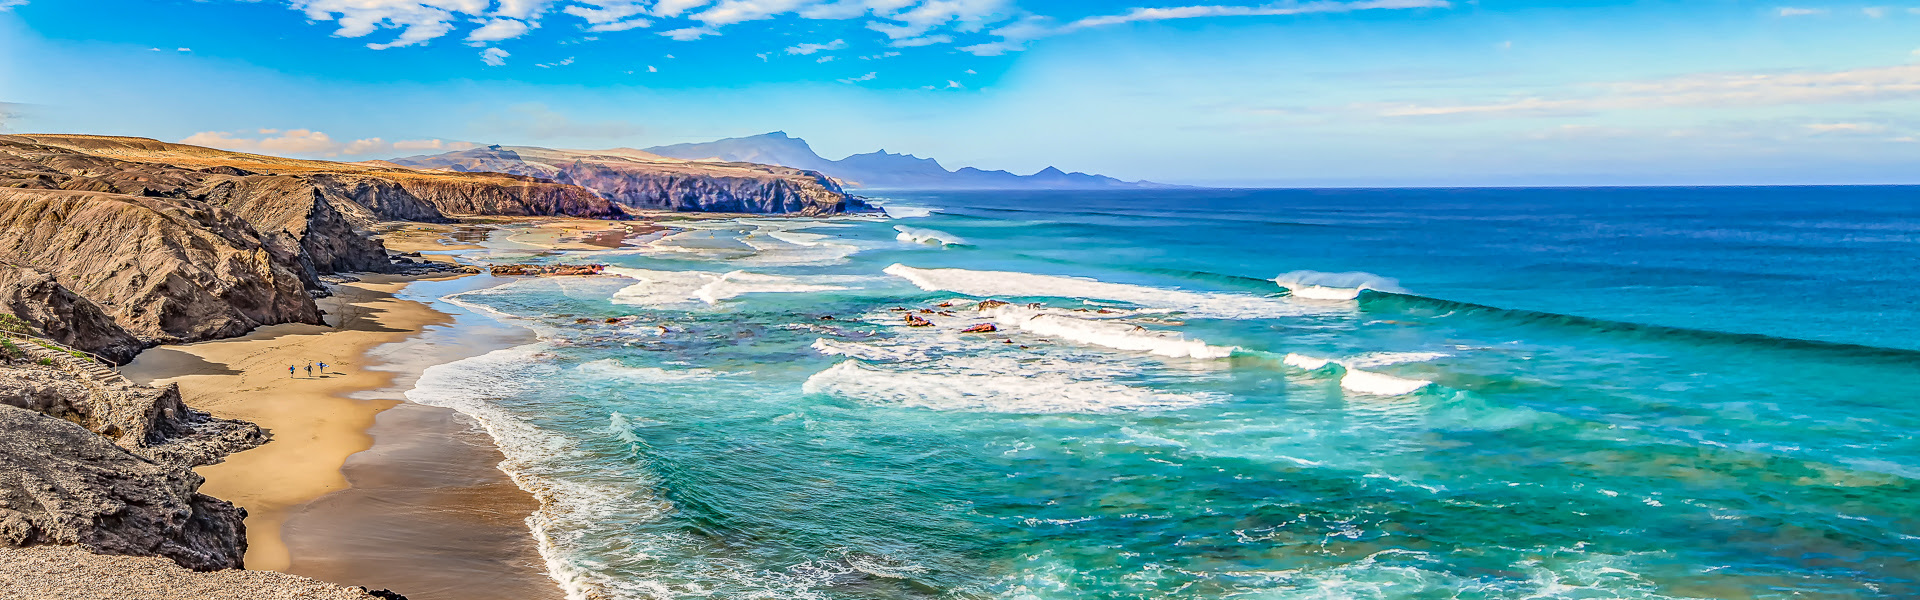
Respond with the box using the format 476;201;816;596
410;188;1920;599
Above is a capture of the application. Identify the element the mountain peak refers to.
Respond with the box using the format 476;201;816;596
1034;166;1068;177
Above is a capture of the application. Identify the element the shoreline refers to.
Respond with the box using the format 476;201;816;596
121;272;561;599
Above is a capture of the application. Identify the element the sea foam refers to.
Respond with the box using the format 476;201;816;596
606;267;848;306
894;225;968;247
883;264;1322;320
803;360;1221;413
980;305;1236;359
1281;352;1440;396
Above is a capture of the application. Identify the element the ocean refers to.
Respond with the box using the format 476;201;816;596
399;187;1920;599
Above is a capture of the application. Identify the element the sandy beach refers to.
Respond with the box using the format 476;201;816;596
120;272;561;600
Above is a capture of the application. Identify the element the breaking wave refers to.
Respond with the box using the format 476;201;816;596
606;267;848;306
883;264;1325;320
1274;270;1406;301
894;225;969;247
802;359;1222;413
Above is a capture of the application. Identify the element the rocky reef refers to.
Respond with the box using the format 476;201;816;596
392;145;866;215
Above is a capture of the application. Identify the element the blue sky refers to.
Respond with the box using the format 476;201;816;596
2;0;1918;186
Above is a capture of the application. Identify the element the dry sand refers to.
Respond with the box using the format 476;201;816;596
120;274;561;600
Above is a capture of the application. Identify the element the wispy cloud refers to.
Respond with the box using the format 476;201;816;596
480;47;510;66
271;0;1450;58
785;39;847;55
1375;64;1920;118
179;129;476;157
0;0;25;12
960;0;1449;56
1776;7;1826;17
838;71;878;83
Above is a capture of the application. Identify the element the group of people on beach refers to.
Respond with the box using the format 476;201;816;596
289;361;329;378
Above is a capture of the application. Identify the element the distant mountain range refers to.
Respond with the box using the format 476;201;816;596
645;132;1185;190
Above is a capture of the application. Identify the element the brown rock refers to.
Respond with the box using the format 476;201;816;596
0;188;320;345
977;300;1010;310
961;323;997;333
904;314;933;327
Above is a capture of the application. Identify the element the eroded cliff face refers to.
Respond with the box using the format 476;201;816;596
0;189;320;345
552;161;857;215
391;174;622;218
393;145;864;215
0;343;267;572
0;266;143;364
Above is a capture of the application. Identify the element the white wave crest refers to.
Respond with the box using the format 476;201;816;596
883;264;1320;320
1343;351;1451;368
1283;353;1334;370
802;360;1220;413
1282;352;1439;396
575;358;732;382
809;338;932;362
607;267;847;306
1274;270;1405;301
878;204;936;218
1340;369;1434;396
894;225;968;247
981;305;1236;359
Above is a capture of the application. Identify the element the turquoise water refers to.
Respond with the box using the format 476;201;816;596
403;188;1920;600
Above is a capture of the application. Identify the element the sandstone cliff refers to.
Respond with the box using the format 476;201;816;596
0;189;320;344
393;145;865;215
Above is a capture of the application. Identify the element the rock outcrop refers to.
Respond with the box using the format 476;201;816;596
0;266;143;363
0;404;249;570
392;145;864;215
0;188;320;345
0;341;267;572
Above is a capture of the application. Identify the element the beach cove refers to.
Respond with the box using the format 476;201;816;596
118;266;561;598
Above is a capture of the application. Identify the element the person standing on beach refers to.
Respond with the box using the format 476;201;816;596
289;364;296;378
305;362;313;377
317;361;328;374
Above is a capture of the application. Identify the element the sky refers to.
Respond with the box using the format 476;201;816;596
2;0;1918;186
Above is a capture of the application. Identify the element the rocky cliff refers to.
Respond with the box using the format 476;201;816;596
0;265;144;363
0;189;321;345
0;340;267;572
392;145;865;215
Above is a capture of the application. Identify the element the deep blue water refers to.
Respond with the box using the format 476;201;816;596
399;187;1920;600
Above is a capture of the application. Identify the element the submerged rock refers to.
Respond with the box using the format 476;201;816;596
961;323;998;333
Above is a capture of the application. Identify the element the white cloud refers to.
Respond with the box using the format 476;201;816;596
1863;6;1888;18
1805;122;1886;134
648;65;659;72
0;0;25;12
860;51;902;59
179;129;474;157
816;55;837;62
660;26;716;40
786;39;847;55
1377;64;1920;117
270;0;1446;57
466;18;531;43
177;47;192;52
480;47;510;66
889;34;951;47
945;79;962;88
535;56;576;68
1776;7;1826;16
838;71;878;83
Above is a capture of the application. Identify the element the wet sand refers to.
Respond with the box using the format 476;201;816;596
121;274;561;600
